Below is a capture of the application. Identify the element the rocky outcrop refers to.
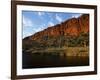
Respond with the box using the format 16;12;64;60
29;14;89;41
23;14;89;51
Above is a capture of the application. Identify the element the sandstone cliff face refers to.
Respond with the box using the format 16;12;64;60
29;14;89;41
23;14;89;51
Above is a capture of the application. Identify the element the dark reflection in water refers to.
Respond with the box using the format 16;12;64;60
22;52;89;69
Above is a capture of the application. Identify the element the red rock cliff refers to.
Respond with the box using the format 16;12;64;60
30;14;89;40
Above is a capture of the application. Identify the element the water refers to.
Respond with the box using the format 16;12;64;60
22;52;89;69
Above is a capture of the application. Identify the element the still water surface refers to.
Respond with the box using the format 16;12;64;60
22;52;89;69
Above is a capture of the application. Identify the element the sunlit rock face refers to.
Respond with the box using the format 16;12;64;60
23;14;89;49
29;14;89;41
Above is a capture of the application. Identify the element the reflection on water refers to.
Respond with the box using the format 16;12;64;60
22;52;89;69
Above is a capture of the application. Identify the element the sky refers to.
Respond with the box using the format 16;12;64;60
22;11;82;38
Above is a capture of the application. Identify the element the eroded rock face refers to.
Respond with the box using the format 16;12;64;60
79;14;89;33
23;14;89;52
22;14;89;60
29;14;89;41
